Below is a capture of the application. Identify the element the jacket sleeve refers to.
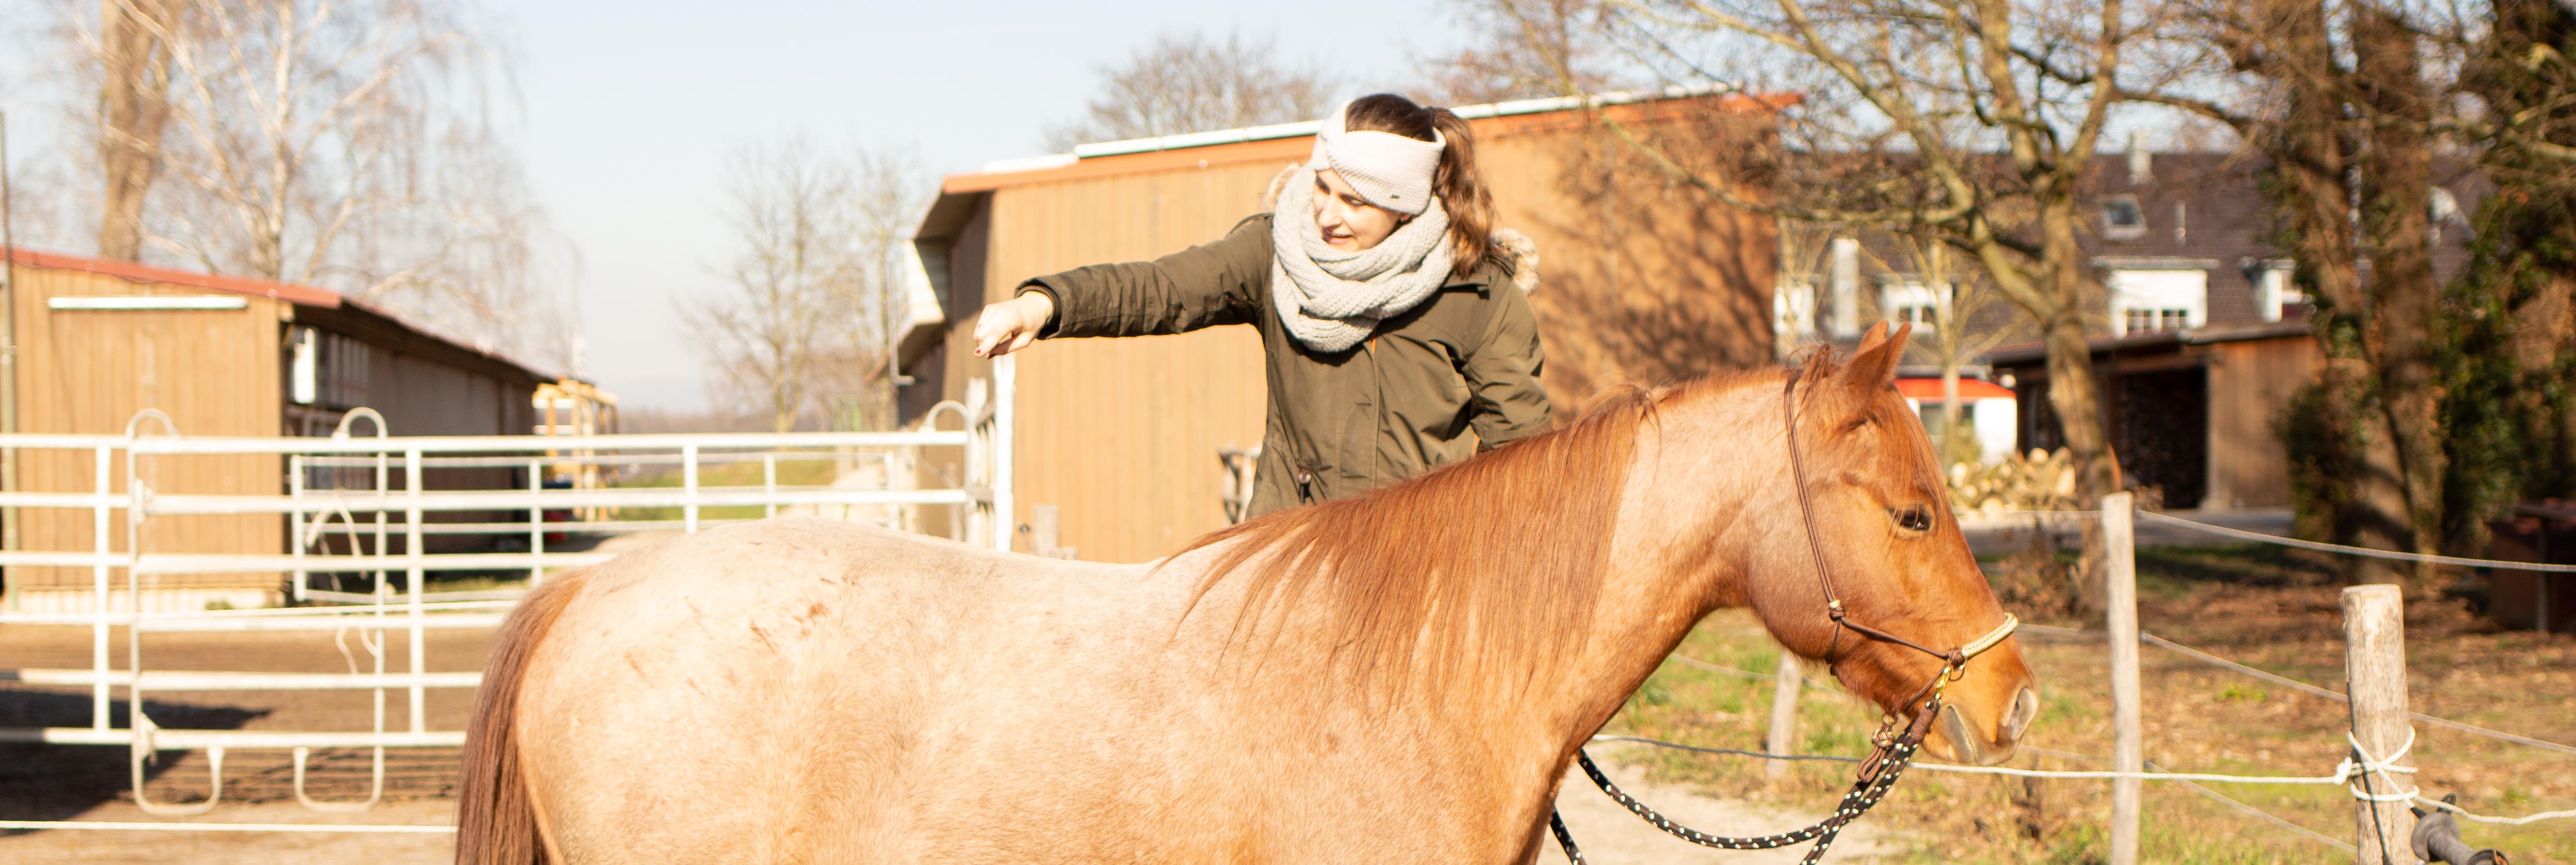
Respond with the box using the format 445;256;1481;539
1017;216;1270;339
1464;283;1553;449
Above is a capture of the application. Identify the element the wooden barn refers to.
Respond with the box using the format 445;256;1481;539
1;249;553;612
903;89;1784;563
1989;323;2321;510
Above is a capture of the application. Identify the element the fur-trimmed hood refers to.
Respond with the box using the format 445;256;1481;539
1261;164;1540;296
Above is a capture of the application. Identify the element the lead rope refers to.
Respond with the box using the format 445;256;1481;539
1551;681;1947;864
1551;371;2016;863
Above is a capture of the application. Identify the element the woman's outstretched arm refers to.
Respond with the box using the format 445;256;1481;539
975;216;1271;356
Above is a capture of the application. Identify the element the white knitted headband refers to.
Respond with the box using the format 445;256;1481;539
1306;102;1446;216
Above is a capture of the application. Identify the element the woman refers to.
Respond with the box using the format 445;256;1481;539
974;93;1550;518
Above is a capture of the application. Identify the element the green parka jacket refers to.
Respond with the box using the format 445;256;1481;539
1019;214;1552;518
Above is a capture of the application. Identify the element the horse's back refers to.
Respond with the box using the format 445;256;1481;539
512;517;1157;863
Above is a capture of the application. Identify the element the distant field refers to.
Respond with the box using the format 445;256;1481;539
607;449;852;522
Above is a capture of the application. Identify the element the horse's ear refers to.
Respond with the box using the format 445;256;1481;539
1837;322;1909;396
1852;321;1892;357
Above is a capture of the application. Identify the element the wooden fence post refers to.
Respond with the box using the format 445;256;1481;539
2341;584;2415;864
2102;491;2142;865
1031;504;1064;559
1765;650;1801;780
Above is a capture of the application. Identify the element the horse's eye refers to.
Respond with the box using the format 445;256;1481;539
1890;505;1934;533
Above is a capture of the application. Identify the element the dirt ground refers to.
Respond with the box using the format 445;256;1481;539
0;748;1883;865
1545;746;1893;863
0;800;458;865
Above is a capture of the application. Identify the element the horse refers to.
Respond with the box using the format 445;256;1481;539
452;323;2039;864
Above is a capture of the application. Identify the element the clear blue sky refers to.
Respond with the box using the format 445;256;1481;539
1;1;1472;413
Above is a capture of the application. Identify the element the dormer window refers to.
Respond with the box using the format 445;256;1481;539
1880;280;1943;327
2101;195;2147;241
2105;266;2208;334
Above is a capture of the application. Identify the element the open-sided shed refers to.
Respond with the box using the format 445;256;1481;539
1988;322;2320;511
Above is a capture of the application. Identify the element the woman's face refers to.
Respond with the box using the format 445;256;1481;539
1312;169;1406;252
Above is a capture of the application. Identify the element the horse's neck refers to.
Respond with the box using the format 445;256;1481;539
1515;385;1777;758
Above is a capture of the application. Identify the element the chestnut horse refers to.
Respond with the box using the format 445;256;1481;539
453;324;2037;864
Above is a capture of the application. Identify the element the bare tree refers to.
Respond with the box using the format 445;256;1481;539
1771;220;1841;352
836;148;927;431
50;0;571;364
1489;0;2148;609
1042;32;1340;151
88;0;183;260
1871;229;2024;466
684;139;925;433
2112;0;2456;581
2444;0;2576;543
1421;0;1627;104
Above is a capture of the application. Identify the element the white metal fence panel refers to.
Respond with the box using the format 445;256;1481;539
0;357;1014;815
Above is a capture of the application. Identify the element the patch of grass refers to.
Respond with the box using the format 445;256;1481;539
611;451;849;522
426;574;532;593
2133;543;2334;588
2215;683;2268;704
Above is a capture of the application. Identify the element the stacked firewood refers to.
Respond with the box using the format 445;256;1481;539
1946;448;2081;515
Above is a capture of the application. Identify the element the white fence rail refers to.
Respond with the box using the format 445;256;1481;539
0;357;1013;818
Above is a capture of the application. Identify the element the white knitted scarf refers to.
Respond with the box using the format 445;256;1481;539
1269;169;1454;352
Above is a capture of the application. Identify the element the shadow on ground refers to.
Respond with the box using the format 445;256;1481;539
0;689;266;828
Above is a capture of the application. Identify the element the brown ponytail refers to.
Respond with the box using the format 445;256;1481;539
1342;94;1496;274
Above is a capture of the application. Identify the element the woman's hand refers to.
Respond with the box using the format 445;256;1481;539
973;292;1055;357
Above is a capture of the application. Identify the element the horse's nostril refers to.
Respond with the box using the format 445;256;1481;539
2003;687;2039;743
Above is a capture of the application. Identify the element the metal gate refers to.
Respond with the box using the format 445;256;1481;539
0;358;1013;814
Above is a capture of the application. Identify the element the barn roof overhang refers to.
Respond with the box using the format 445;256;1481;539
927;86;1798;199
7;248;557;383
9;248;343;306
290;300;553;386
1980;320;2312;369
893;241;955;371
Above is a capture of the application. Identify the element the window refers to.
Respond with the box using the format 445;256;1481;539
2253;262;2305;323
1880;281;1945;328
2105;268;2208;334
1774;280;1818;341
2122;308;2192;333
2101;195;2147;241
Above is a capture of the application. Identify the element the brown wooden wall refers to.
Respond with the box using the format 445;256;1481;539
1481;116;1780;405
8;263;285;596
926;111;1778;563
2203;337;2321;509
984;163;1281;563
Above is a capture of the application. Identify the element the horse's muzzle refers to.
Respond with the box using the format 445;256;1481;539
1934;685;2038;767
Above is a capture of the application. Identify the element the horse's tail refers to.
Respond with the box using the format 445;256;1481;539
455;569;592;865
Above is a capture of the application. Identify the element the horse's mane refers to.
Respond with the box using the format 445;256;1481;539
1175;366;1789;698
